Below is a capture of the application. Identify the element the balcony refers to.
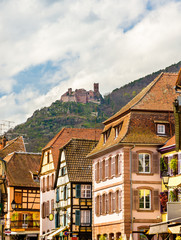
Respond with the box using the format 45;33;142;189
11;219;40;229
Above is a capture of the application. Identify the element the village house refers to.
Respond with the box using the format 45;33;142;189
4;152;41;240
39;128;102;239
51;138;98;240
60;83;101;104
87;72;179;240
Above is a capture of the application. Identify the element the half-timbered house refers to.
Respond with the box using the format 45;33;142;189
39;128;102;239
4;152;41;240
54;138;99;240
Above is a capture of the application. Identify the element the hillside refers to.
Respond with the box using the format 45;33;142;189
6;61;181;152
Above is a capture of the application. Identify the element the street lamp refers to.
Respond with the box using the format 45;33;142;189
11;200;16;210
162;171;169;188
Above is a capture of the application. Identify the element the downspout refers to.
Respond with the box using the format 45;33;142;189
130;145;135;233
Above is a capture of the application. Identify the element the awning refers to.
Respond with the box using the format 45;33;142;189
40;229;56;238
168;176;181;188
149;223;169;234
47;226;67;239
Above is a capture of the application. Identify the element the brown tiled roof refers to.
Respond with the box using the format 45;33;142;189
62;139;98;182
89;72;178;157
105;73;178;124
5;152;41;187
0;136;26;159
40;128;102;171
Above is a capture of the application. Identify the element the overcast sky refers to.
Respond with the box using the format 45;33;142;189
1;0;181;130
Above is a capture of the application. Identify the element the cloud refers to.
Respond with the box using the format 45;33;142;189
0;0;181;126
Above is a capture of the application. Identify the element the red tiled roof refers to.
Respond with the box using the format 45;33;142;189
0;136;26;159
161;135;176;148
5;152;41;187
40;128;102;171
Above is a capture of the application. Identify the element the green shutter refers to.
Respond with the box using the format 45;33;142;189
66;186;68;199
0;203;3;214
55;213;58;228
56;188;59;202
75;210;80;226
76;184;81;198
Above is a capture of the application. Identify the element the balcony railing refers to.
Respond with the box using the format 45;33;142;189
11;220;40;229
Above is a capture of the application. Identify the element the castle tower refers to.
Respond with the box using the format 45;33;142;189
94;83;99;93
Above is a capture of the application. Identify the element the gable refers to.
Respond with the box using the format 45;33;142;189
40;149;54;175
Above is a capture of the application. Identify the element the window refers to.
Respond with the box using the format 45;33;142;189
139;190;151;210
51;174;54;190
63;185;68;200
81;210;91;226
61;167;66;176
42;177;45;192
139;153;150;173
47;151;50;164
103;128;111;144
14;192;22;208
81;185;91;198
114;123;123;138
157;124;165;134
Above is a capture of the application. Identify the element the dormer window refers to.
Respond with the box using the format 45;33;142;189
114;122;123;139
103;128;111;144
157;124;165;135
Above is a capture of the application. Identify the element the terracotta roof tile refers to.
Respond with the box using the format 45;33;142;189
0;136;26;159
41;128;102;171
161;135;175;148
5;152;41;187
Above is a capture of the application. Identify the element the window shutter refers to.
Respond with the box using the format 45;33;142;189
153;152;159;174
111;157;115;176
56;188;59;202
75;210;81;226
105;159;109;178
42;203;45;219
95;196;97;216
153;190;159;210
66;211;68;226
63;186;66;200
51;199;54;214
99;161;102;181
55;212;58;228
46;201;49;217
119;190;122;211
62;214;65;227
115;155;119;176
99;195;102;215
76;184;81;198
51;174;54;190
106;194;109;214
118;155;122;175
132;153;138;173
47;176;49;191
133;189;139;210
90;210;92;225
112;192;116;212
66;186;68;199
95;163;97;181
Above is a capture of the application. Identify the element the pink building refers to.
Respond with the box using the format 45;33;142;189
88;72;179;240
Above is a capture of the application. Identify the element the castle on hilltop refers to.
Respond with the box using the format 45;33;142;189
60;83;102;104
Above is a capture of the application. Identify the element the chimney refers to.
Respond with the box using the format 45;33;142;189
2;135;7;148
94;83;99;93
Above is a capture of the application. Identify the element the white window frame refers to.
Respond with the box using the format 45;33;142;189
139;189;151;210
81;185;91;198
139;153;151;173
157;124;165;134
81;210;90;226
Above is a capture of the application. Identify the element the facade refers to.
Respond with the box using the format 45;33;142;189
4;152;41;240
39;128;102;239
54;138;98;240
60;83;101;104
87;72;179;240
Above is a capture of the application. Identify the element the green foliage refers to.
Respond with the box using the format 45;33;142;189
99;235;106;240
169;158;177;174
169;190;177;202
160;157;167;172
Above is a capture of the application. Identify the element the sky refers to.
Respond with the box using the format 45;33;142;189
1;0;181;130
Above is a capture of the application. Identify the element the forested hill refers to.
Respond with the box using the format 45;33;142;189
7;61;181;152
